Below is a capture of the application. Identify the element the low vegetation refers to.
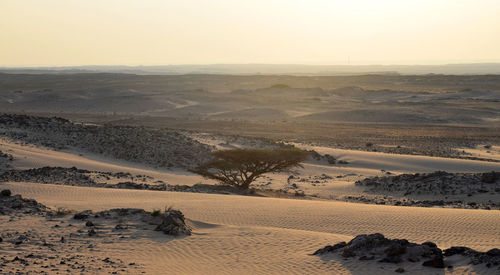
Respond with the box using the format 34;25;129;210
192;148;309;190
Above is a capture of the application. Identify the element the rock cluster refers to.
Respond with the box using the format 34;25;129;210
0;149;13;171
0;189;50;216
342;195;499;210
0;167;101;186
73;208;192;236
0;113;212;169
356;171;500;196
152;209;192;236
314;233;500;269
1;166;253;196
308;150;338;164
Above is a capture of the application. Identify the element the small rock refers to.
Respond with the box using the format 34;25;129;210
395;267;405;273
73;210;91;220
0;189;11;196
115;224;127;230
422;255;444;268
85;221;94;227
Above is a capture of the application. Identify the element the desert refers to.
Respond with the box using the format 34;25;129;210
2;1;500;274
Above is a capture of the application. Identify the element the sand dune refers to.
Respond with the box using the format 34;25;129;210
2;181;499;274
295;144;500;174
1;140;499;274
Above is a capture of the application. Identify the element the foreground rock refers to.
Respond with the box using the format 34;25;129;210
75;208;192;236
0;191;192;273
0;189;51;216
314;233;500;269
1;190;191;236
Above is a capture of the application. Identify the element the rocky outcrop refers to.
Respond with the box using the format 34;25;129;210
308;150;338;165
0;149;14;172
356;171;500;196
0;113;212;169
0;167;101;186
0;166;248;196
342;195;499;210
75;208;192;236
0;189;51;216
314;233;500;269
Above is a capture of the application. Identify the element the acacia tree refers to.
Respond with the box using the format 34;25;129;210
192;148;308;190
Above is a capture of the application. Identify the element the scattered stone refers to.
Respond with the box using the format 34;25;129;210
315;233;500;270
85;221;95;227
115;224;127;230
395;267;405;273
1;189;11;196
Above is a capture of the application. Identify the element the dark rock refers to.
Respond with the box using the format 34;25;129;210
481;172;499;183
313;242;347;255
341;248;356;258
395;267;405;273
386;244;407;256
486;248;500;256
443;246;472;256
325;154;336;164
380;255;402;263
85;221;94;227
422;255;444;268
115;224;127;230
73;210;92;220
1;189;11;196
421;242;437;248
88;228;96;236
154;210;191;236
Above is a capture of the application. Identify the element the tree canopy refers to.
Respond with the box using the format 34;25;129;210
192;148;308;190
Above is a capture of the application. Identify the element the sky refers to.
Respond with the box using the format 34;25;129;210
1;0;500;66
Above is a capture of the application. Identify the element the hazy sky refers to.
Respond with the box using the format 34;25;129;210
2;0;500;66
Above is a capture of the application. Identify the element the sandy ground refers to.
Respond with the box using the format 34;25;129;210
2;138;500;200
1;140;500;274
457;145;500;162
2;181;499;274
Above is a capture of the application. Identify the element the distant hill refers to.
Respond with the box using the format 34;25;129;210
2;63;500;76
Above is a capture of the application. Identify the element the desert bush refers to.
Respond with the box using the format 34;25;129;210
192;148;308;190
151;209;161;217
55;207;72;216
